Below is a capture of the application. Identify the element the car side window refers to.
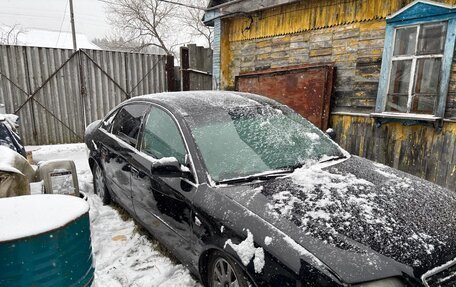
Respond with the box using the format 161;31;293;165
141;106;186;164
112;104;149;147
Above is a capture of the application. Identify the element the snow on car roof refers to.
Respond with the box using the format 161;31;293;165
0;194;89;242
134;91;281;116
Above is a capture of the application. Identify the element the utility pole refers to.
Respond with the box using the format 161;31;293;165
69;0;77;51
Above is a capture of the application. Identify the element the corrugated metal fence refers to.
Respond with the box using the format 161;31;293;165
0;45;167;145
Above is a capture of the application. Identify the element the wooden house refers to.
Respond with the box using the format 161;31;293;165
204;0;456;191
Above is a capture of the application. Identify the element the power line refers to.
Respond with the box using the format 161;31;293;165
56;1;69;46
157;0;206;10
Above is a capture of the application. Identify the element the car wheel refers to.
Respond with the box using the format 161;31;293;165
208;251;251;287
93;162;111;205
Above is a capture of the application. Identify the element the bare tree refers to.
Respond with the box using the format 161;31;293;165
0;24;24;45
101;0;175;54
182;0;213;49
101;0;212;54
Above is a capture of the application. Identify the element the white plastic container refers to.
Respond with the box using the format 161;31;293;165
37;160;80;197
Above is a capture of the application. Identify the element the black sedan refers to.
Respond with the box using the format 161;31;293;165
85;91;456;287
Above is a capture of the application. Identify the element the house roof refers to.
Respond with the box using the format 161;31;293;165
206;0;300;11
207;0;232;8
0;27;100;50
204;0;301;24
386;0;455;22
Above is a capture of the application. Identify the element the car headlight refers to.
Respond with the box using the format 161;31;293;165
353;278;405;287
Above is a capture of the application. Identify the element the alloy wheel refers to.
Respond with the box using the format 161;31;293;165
212;258;239;287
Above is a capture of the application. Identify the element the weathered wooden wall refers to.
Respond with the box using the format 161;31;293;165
332;115;456;191
223;19;388;115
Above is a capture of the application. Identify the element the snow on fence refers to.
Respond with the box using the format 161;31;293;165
0;45;168;145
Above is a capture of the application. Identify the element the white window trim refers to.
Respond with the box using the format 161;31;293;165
374;1;456;121
384;23;445;115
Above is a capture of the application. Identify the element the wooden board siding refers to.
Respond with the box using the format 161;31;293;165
222;17;456;118
331;114;456;191
227;0;456;42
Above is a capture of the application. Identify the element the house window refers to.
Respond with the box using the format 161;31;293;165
374;1;456;120
386;23;447;114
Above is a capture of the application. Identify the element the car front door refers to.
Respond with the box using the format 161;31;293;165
101;104;149;213
130;105;197;264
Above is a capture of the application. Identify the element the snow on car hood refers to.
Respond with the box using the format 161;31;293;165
226;156;456;277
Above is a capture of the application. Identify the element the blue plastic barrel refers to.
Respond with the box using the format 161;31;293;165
0;194;94;287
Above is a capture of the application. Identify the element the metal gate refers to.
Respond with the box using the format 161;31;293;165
0;45;167;145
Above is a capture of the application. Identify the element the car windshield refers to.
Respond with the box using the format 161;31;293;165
188;105;345;183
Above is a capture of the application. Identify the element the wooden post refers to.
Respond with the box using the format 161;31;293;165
166;55;175;92
180;47;190;91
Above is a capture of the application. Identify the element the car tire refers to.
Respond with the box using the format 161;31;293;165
208;251;252;287
93;162;111;205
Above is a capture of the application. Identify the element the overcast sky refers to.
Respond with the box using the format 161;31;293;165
0;0;111;40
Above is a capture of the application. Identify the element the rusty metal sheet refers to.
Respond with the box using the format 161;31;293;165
235;64;335;130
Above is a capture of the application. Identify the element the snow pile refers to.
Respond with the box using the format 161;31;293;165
89;193;199;287
28;143;200;287
224;229;265;273
0;194;89;241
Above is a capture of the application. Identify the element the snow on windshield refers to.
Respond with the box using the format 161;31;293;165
189;105;344;182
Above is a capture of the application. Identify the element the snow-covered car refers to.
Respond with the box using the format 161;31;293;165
85;91;456;287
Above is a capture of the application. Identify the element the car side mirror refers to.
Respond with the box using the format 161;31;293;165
325;128;336;140
151;157;192;179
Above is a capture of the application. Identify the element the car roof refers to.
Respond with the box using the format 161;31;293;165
132;91;281;116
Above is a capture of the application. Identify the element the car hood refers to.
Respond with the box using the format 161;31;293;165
221;156;456;282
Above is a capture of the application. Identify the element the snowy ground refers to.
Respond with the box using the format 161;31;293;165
29;143;200;287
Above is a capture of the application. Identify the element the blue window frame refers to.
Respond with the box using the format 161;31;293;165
375;1;456;120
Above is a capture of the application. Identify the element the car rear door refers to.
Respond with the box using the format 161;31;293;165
130;105;197;263
101;104;149;213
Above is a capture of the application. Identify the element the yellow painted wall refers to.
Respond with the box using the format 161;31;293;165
226;0;456;42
